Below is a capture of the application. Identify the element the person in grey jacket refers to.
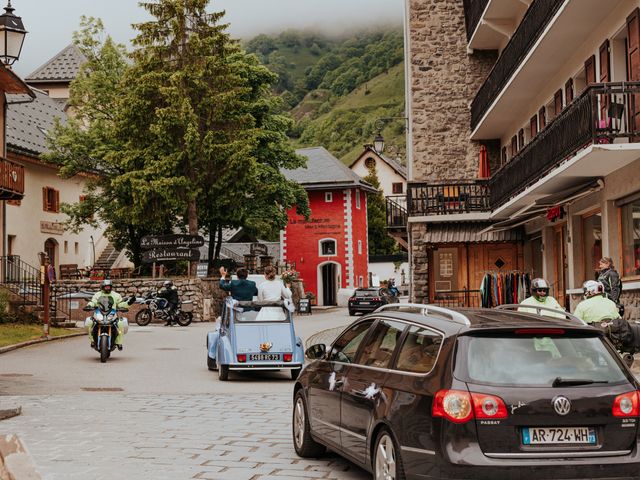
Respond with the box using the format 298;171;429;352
597;257;622;305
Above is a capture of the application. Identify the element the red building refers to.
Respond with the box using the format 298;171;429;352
282;147;375;306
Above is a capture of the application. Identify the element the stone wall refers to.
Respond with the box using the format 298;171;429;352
408;0;497;182
410;223;429;303
54;278;306;323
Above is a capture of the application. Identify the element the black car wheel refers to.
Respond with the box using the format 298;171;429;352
374;430;405;480
348;309;355;316
293;390;326;458
290;367;302;380
218;364;229;381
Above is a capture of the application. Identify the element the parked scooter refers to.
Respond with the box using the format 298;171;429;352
83;297;131;363
135;291;193;326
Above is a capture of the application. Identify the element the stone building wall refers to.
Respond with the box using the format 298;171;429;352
407;0;497;300
408;0;497;182
54;278;305;323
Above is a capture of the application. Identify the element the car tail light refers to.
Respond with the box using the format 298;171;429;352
471;393;508;419
433;390;509;423
370;297;380;302
613;391;640;417
514;328;565;335
283;353;293;362
237;354;246;363
433;390;473;423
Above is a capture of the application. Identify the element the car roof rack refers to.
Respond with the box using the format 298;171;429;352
495;304;587;326
375;303;471;326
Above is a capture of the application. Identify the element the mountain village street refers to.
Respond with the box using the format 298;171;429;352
0;310;369;480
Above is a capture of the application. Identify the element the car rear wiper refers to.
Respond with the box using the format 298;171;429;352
552;377;609;387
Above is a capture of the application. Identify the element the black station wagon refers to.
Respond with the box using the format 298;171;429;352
292;303;640;480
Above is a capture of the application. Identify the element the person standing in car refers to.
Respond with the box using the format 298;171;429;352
219;266;257;301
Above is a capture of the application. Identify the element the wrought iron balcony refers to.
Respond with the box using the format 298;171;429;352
471;0;564;130
386;195;407;229
489;82;640;208
0;157;24;200
408;181;490;216
463;0;490;42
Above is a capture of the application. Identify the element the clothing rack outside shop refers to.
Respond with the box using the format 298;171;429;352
479;270;533;308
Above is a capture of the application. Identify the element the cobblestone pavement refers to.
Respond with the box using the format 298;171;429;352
1;393;368;480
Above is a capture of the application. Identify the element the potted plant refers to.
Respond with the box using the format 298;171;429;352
280;269;300;285
305;291;317;306
89;269;105;281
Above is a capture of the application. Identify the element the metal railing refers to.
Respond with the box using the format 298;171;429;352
0;157;25;200
490;82;640;208
407;181;490;216
471;0;565;130
385;195;408;228
432;289;481;308
463;0;490;41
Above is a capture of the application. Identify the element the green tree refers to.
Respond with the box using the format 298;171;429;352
363;165;396;255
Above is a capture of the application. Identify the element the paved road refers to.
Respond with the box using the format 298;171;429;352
0;309;369;480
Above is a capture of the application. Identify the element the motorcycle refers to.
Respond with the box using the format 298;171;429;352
135;291;193;327
596;318;640;367
84;297;131;363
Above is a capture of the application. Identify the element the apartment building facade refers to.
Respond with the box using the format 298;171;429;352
394;0;640;317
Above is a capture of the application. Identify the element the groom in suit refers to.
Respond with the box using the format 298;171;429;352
219;266;258;301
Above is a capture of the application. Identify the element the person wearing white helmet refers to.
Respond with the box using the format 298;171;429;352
573;280;621;324
86;279;131;349
518;278;565;318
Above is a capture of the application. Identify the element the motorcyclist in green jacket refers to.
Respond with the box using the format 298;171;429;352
574;280;621;324
518;278;565;318
86;280;130;349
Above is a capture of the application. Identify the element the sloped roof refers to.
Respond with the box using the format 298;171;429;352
6;89;66;156
350;145;407;179
285;147;376;192
423;222;524;243
26;44;86;83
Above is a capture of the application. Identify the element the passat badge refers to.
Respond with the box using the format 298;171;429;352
259;342;273;352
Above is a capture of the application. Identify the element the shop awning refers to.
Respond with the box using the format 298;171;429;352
424;223;524;244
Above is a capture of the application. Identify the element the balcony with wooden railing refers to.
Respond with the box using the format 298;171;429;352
408;181;490;217
0;157;24;200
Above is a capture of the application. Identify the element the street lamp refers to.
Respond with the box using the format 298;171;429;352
372;116;409;155
0;1;26;66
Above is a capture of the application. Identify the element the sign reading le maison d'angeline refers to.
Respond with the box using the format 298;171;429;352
140;234;205;250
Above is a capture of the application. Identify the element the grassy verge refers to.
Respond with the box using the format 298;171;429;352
0;323;80;348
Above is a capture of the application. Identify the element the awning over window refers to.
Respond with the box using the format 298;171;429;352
424;223;524;244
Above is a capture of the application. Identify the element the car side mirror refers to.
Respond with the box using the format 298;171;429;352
305;343;326;360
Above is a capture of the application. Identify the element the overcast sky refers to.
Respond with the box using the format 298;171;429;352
13;0;404;77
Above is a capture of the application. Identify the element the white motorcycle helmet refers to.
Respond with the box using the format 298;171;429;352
583;280;605;298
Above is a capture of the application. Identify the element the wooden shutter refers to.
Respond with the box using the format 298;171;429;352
599;39;611;123
539;106;546;129
530;114;538;137
511;135;518;156
42;187;47;211
54;190;60;213
518;128;525;149
501;146;507;165
585;55;596;85
628;9;640;133
565;78;574;104
554;89;563;115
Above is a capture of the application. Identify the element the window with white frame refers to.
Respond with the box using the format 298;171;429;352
325;192;333;202
319;239;337;256
358;240;362;255
356;190;361;209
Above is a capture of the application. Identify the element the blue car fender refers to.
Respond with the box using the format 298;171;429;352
207;330;219;360
216;333;234;366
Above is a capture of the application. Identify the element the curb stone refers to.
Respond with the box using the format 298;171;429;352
0;331;85;355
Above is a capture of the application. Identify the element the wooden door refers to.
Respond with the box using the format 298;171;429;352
530;114;538;138
585;55;596;85
539;106;546;129
565;78;574;105
627;9;640;133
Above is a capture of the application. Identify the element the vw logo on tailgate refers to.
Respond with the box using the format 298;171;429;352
552;396;572;416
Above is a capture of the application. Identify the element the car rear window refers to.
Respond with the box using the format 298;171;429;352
456;334;628;387
355;289;379;297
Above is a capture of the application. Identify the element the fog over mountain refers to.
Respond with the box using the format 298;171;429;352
14;0;404;77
